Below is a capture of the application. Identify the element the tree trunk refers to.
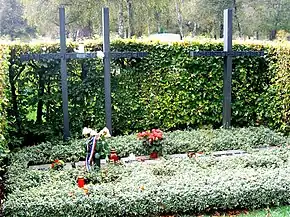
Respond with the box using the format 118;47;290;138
220;23;223;38
147;18;151;35
72;30;77;41
270;0;282;41
8;49;21;133
81;62;88;81
270;29;277;40
155;11;161;33
81;62;89;127
126;0;134;38
46;78;51;122
233;0;242;38
175;0;183;40
256;31;259;40
88;20;93;38
36;70;45;124
118;0;124;38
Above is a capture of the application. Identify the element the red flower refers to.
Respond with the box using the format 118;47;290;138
149;133;155;140
137;131;150;139
54;159;60;163
137;129;163;147
137;132;142;138
152;129;163;140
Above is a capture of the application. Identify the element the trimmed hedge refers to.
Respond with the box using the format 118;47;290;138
4;148;290;216
0;45;9;147
9;127;287;165
1;40;290;148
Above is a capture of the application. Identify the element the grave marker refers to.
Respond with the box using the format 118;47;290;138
189;9;264;128
21;7;148;139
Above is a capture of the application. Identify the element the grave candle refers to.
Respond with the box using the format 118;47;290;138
77;176;85;188
109;149;119;162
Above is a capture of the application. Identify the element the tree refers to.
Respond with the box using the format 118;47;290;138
18;0;290;40
0;0;35;40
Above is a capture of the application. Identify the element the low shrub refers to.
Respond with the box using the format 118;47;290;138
162;127;287;154
4;148;290;217
9;127;287;166
6;146;290;195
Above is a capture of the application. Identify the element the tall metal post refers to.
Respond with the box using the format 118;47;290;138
102;7;112;134
223;9;233;129
59;6;70;139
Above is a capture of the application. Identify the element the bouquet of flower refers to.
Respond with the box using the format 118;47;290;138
51;159;64;171
82;127;112;171
82;127;111;159
137;129;163;153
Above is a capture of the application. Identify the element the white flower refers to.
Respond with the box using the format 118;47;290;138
99;127;111;138
82;127;92;136
90;130;99;137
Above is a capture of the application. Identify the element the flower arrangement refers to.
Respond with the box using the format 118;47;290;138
137;129;163;157
51;159;64;170
82;127;111;139
82;127;112;171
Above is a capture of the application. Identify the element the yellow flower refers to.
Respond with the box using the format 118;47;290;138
99;127;111;138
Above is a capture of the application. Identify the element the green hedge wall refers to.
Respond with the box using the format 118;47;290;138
1;40;289;148
0;44;9;163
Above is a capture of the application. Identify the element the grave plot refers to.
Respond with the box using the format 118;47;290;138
3;127;290;217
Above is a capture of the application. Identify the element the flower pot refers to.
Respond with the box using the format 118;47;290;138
150;152;158;159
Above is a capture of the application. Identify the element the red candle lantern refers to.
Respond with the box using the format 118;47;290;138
109;149;119;162
77;176;85;188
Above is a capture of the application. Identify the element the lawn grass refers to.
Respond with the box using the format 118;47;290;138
239;206;290;217
174;206;290;216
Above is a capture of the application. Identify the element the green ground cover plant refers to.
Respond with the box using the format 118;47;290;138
9;127;287;165
4;147;290;216
3;127;290;216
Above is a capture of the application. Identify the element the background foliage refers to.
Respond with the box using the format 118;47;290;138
0;40;289;148
1;0;290;40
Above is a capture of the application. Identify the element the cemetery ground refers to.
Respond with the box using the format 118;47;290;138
2;127;290;216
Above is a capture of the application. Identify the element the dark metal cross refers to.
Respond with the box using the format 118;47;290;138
189;9;264;128
20;7;148;139
101;7;148;135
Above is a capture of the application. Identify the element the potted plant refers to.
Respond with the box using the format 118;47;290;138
137;129;163;159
